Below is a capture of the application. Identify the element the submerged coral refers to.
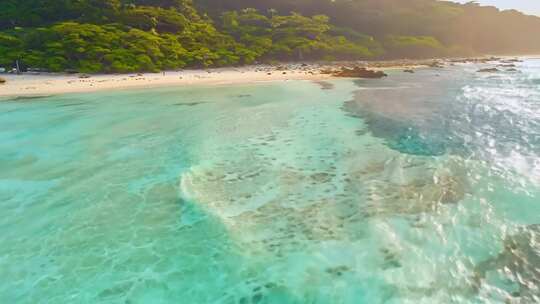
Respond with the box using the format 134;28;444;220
474;225;540;302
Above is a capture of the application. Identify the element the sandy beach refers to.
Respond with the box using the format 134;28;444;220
0;65;337;98
0;59;440;98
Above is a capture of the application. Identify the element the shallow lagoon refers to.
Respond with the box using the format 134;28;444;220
1;61;539;303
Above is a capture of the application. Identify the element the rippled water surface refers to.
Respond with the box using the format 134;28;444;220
1;60;540;303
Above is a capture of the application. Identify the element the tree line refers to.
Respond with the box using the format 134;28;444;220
1;0;539;73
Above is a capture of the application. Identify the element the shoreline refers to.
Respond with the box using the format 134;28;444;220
0;65;335;99
0;56;535;98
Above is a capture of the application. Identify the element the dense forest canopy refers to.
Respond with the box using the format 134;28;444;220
1;0;539;73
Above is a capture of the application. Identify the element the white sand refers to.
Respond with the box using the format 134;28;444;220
0;66;333;98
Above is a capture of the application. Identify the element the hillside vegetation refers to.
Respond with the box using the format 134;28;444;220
1;0;539;73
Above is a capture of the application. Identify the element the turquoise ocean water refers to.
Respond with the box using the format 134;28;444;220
1;60;539;303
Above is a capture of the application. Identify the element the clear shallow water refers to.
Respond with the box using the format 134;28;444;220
1;60;539;303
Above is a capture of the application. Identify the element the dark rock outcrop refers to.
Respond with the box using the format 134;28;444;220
450;57;500;64
320;69;334;75
498;63;516;68
428;61;445;68
477;68;500;73
0;77;6;84
502;58;523;63
333;67;387;79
